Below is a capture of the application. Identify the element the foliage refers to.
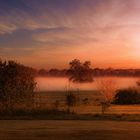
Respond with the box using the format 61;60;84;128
113;88;140;105
96;78;117;114
66;92;78;107
67;59;93;83
96;78;117;103
0;59;36;109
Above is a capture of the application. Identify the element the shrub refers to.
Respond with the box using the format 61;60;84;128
113;88;140;105
82;98;89;105
66;92;77;107
0;59;36;109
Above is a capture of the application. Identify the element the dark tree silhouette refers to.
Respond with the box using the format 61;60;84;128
65;91;78;113
0;59;36;109
113;88;140;105
67;59;93;83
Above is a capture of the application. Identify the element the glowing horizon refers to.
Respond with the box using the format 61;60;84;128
0;0;140;69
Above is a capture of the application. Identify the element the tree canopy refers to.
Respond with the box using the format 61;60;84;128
67;59;93;83
0;59;36;109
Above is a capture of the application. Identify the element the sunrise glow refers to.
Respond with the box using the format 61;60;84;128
0;0;140;69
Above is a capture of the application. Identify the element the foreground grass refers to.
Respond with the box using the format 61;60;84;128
35;91;140;114
0;120;140;140
1;109;140;122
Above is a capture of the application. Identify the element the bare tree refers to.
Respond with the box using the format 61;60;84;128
96;78;117;115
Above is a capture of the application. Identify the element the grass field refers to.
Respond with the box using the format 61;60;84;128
1;91;140;139
0;120;140;140
35;90;140;115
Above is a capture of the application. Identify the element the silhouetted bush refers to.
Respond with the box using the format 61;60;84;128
113;88;140;105
82;98;89;105
65;91;79;113
0;59;36;109
66;92;77;107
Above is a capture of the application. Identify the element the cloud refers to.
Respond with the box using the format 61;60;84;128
0;0;140;35
1;0;140;68
32;27;98;45
0;22;17;35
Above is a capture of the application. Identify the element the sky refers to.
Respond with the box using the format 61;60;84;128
0;0;140;69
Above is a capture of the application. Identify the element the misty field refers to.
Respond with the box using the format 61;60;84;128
35;90;140;115
0;120;140;140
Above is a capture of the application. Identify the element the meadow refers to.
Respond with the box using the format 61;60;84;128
35;90;140;115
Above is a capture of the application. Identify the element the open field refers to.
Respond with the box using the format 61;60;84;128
0;120;140;140
35;91;140;114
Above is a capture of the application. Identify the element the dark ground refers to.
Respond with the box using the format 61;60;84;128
0;120;140;140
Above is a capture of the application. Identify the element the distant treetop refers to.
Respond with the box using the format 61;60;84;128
67;59;93;83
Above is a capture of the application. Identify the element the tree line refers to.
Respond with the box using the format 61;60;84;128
0;58;140;115
37;67;140;77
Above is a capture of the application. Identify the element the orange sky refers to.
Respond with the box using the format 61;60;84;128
0;0;140;69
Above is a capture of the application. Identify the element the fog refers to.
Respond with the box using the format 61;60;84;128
36;77;139;91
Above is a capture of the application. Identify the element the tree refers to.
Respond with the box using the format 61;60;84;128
65;91;78;113
137;81;140;89
0;59;36;109
67;59;93;83
113;88;140;105
96;78;117;115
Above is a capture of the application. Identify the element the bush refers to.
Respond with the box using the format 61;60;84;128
113;88;140;105
0;59;36;109
66;92;77;107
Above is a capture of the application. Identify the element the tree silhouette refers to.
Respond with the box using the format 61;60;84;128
67;59;93;83
114;88;140;105
0;59;36;109
65;91;78;113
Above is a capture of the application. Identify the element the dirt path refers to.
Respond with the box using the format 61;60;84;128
0;120;140;140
